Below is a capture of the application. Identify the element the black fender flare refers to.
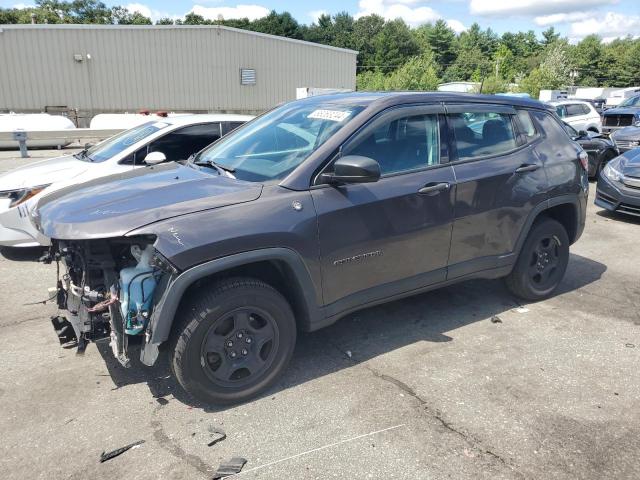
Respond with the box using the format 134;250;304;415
140;247;322;365
512;193;585;259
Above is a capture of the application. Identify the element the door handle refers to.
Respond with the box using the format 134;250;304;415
418;182;450;195
514;164;539;173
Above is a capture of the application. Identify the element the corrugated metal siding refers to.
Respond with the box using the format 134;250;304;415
0;25;357;115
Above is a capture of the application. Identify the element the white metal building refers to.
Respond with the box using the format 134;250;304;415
0;24;357;123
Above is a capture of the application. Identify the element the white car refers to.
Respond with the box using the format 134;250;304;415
551;100;602;133
0;114;253;247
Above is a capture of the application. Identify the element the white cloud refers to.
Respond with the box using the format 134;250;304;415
12;3;34;8
470;0;617;17
308;9;328;23
355;0;440;27
190;4;270;21
446;19;466;33
534;11;595;26
125;3;176;22
569;12;640;41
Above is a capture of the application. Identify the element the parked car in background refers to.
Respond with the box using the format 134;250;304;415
562;123;619;179
595;148;640;217
33;92;588;404
610;125;640;153
0;114;253;247
604;87;640;109
571;97;606;115
602;95;640;135
551;100;602;133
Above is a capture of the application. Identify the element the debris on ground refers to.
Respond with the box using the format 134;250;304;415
155;397;169;406
514;307;529;313
207;427;227;447
345;350;353;358
99;440;145;463
625;343;635;348
212;457;247;479
491;315;503;324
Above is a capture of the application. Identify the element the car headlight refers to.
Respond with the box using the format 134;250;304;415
0;184;50;208
603;161;624;183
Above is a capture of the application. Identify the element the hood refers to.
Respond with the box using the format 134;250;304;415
0;154;89;191
35;162;263;240
616;149;640;178
612;126;640;141
603;107;640;116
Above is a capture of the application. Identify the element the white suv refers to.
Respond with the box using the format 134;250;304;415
551;100;602;133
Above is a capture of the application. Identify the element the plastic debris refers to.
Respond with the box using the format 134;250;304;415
490;315;502;324
212;457;247;479
514;307;529;314
99;440;145;463
625;343;635;348
345;350;353;358
207;427;227;447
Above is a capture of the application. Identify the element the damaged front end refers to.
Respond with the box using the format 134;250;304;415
45;236;177;367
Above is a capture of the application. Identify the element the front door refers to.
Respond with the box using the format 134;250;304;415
311;105;456;315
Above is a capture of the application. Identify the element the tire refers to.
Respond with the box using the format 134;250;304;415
505;217;570;301
170;277;296;405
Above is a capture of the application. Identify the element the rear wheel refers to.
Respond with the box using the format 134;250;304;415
505;217;570;301
170;277;296;404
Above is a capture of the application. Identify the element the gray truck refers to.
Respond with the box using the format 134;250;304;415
34;92;588;404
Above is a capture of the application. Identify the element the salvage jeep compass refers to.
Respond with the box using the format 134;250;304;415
33;93;588;404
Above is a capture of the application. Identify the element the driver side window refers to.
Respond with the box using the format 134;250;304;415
344;113;441;175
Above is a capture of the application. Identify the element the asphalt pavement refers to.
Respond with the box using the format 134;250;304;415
0;149;638;479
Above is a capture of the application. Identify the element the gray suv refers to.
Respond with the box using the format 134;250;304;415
34;93;588;404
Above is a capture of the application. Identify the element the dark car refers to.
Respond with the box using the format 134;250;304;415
611;125;640;153
33;93;588;404
562;123;619;178
595;148;640;217
602;95;640;134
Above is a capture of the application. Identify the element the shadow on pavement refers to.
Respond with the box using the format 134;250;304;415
595;208;640;225
0;246;47;262
97;252;607;410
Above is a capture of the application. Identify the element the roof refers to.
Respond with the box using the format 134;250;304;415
0;24;358;55
165;113;255;126
549;100;593;105
295;91;552;111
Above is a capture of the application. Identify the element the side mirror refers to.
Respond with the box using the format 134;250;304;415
322;155;381;184
144;151;167;165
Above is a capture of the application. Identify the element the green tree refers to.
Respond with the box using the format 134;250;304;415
372;19;419;73
424;19;456;70
252;11;302;39
111;6;151;25
572;35;605;86
351;14;386;69
356;69;387;91
385;53;440;90
541;27;560;47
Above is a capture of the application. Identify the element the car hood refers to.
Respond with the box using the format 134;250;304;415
617;149;640;178
34;162;263;240
0;154;89;191
612;126;640;141
603;107;640;116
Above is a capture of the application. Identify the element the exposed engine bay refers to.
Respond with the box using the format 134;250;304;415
44;236;176;367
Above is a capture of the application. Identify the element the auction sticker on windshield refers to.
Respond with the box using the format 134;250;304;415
308;109;352;122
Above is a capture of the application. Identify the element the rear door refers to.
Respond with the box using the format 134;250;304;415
311;105;456;313
445;104;548;278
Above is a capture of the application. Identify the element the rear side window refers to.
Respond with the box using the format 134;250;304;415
449;112;517;160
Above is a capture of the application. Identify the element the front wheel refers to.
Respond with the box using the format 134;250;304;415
505;217;570;301
170;277;296;404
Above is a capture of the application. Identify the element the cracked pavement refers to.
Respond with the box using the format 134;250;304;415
0;150;639;479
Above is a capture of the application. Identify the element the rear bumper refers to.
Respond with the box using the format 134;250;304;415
595;175;640;217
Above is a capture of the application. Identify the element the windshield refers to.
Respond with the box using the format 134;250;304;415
619;95;640;107
196;102;365;182
80;121;170;162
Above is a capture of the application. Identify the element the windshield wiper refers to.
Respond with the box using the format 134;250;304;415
73;149;93;162
194;158;235;175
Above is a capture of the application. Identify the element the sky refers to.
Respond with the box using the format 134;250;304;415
4;0;640;42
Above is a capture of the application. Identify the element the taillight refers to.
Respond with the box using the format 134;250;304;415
578;151;588;171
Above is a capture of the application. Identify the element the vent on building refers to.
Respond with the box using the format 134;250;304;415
240;68;256;86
